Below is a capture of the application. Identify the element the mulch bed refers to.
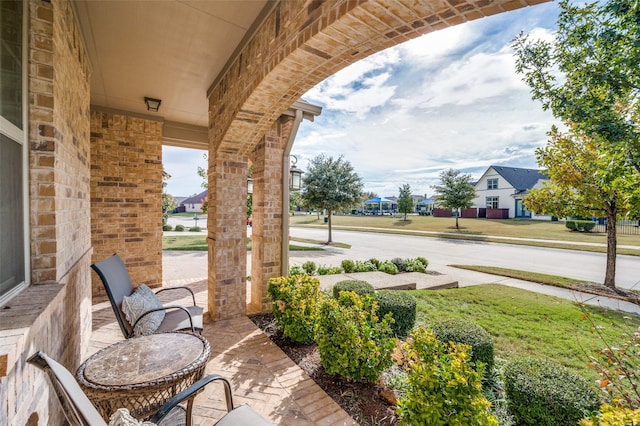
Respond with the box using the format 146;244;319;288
249;313;399;425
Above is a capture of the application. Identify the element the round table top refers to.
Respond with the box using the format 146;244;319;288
82;332;207;387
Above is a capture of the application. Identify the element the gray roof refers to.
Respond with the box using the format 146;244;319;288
490;165;546;193
181;189;207;205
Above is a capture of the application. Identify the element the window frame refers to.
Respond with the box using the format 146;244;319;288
0;0;30;305
487;178;498;190
486;196;499;209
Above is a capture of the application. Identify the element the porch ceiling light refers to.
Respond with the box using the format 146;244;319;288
247;177;253;194
144;97;162;112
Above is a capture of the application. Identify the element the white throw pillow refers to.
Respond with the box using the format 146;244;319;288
108;408;156;426
121;284;165;336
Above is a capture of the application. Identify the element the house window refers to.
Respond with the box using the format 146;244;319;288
486;196;499;209
487;178;498;190
0;0;28;305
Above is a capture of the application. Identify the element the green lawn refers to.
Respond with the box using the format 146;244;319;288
162;235;323;252
411;284;640;381
290;215;640;255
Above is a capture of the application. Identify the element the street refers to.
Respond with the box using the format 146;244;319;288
289;227;640;290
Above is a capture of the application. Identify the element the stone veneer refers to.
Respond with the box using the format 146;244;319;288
89;110;164;301
1;0;93;424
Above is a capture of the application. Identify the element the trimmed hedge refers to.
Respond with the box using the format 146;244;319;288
266;274;321;344
333;280;375;299
503;357;599;426
566;220;596;232
431;318;494;373
376;290;416;338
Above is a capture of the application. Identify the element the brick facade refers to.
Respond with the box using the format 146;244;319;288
249;117;294;314
90;110;164;301
1;0;93;424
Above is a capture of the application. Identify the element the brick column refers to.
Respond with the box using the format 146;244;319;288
249;117;295;313
90;110;163;301
207;151;248;320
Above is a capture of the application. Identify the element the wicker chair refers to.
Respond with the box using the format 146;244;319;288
28;351;273;426
91;254;203;338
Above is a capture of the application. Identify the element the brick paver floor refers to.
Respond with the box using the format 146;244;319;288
87;278;357;425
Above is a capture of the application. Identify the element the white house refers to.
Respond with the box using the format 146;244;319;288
472;165;548;219
180;190;208;213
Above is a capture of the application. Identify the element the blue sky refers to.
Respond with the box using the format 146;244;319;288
163;2;560;198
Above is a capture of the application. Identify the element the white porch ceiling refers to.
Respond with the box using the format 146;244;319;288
74;0;271;128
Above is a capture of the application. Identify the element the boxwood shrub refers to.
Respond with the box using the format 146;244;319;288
503;357;599;426
341;259;355;273
566;220;597;232
316;292;395;382
162;224;172;231
332;280;375;299
378;261;399;275
376;290;416;338
174;224;185;231
266;274;321;344
430;318;494;374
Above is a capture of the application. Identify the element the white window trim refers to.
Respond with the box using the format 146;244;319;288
0;0;30;305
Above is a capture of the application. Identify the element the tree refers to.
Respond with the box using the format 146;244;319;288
301;154;363;243
397;184;414;221
161;169;176;226
513;0;640;289
431;169;476;229
197;153;208;189
524;126;640;289
512;0;640;174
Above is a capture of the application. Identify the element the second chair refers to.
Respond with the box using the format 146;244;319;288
91;254;203;338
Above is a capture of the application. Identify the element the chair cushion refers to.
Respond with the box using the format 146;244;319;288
109;409;156;426
121;284;165;336
214;404;274;426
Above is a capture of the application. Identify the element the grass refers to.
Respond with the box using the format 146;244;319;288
451;265;592;288
290;215;640;255
162;235;323;252
411;284;640;381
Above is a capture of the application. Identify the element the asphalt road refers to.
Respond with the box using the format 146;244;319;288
289;227;640;291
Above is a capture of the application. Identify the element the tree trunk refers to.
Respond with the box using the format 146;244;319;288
404;212;407;221
604;202;617;288
455;210;459;229
327;209;333;243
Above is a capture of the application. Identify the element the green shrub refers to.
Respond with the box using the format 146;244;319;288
431;318;495;374
174;224;185;232
368;258;381;269
189;226;201;232
391;257;406;272
315;292;395;382
503;357;599;426
332;280;375;299
416;257;429;269
318;265;344;275
404;258;427;273
302;261;316;275
162;224;173;231
341;259;355;273
376;290;416;338
266;274;322;344
580;405;640;425
396;327;498;426
566;220;597;232
378;261;399;275
288;265;305;276
353;260;377;272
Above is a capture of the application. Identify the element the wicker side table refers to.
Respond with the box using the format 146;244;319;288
77;332;210;422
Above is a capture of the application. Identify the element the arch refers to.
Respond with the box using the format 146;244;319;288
206;0;548;319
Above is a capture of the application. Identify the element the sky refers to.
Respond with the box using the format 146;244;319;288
163;2;560;198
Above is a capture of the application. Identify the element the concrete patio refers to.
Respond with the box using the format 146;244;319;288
87;277;357;425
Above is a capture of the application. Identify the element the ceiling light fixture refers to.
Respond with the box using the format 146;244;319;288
144;97;162;112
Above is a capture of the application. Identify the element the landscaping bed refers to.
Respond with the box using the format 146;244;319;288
250;313;399;425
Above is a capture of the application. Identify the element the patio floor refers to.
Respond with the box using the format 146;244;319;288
87;277;357;425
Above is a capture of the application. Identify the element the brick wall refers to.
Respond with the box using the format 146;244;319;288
1;0;93;424
249;116;294;313
90;110;164;300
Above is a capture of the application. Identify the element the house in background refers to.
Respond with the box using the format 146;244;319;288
180;190;208;213
472;165;548;219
